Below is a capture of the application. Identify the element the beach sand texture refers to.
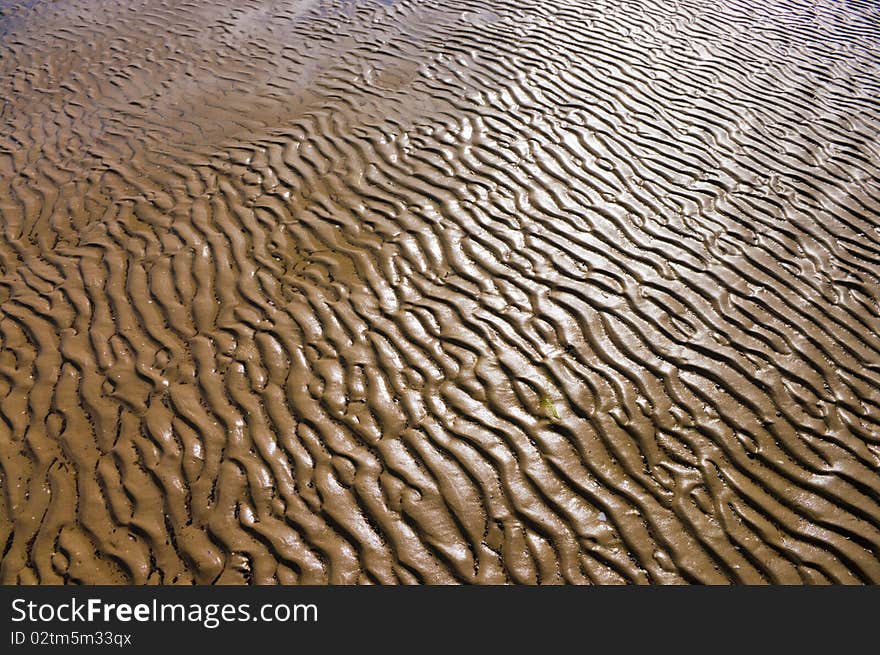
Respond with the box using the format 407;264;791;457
1;0;880;584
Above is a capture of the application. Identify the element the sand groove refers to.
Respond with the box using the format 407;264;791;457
1;0;880;584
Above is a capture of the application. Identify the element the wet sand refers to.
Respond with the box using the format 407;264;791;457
1;0;879;584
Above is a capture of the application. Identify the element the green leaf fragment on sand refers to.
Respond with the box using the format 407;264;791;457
540;395;560;421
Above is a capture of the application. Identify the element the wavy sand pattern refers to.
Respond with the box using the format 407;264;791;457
1;0;879;584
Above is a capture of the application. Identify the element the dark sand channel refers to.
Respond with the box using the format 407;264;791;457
1;0;880;584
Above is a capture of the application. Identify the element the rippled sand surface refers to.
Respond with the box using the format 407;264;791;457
1;0;879;584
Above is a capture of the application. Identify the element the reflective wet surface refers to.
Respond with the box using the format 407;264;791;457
1;0;880;584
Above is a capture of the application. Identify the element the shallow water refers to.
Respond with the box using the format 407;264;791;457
1;0;879;584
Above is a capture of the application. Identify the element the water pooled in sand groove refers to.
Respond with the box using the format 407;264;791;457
1;0;879;584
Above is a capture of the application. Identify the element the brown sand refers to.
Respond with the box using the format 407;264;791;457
1;0;879;584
